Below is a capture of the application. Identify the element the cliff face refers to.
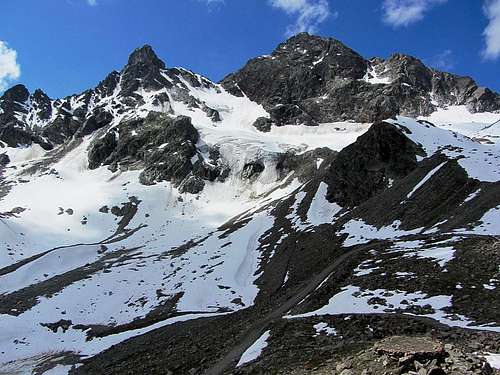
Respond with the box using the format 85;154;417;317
221;33;500;126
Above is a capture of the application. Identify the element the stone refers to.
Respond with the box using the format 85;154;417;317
241;161;265;180
252;117;273;132
0;153;10;166
178;176;205;195
87;113;231;194
324;121;423;207
336;360;352;372
374;336;444;360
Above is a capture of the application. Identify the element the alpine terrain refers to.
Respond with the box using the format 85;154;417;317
0;33;499;375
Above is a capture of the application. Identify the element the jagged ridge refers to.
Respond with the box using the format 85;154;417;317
221;33;500;126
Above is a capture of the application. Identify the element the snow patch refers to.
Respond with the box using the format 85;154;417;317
288;285;500;332
313;322;337;336
306;182;342;227
236;330;271;367
406;162;447;199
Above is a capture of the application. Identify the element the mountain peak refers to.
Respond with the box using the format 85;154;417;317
32;88;50;101
1;84;30;103
127;45;165;69
278;32;349;50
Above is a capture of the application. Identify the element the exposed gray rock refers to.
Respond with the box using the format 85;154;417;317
120;45;170;99
0;45;218;150
178;175;205;194
3;34;498;148
221;33;500;127
324;121;424;207
87;131;118;170
0;84;54;149
76;108;114;138
202;104;221;122
41;114;82;145
252;117;273;132
0;153;9;166
88;113;227;193
276;147;337;182
241;161;265;180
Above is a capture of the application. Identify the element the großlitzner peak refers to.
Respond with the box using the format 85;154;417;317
222;32;500;126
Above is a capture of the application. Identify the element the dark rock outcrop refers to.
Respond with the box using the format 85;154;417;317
222;33;367;126
252;117;273;132
325;121;424;207
31;89;52;122
77;108;114;138
88;113;227;193
0;44;229;151
0;84;30;107
221;33;500;127
0;153;9;166
0;84;80;148
276;147;337;182
241;162;265;180
120;45;170;98
0;85;37;148
87;131;118;170
138;115;199;186
41;116;82;145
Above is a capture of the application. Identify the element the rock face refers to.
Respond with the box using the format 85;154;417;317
221;33;367;126
2;34;499;147
0;84;53;149
325;121;424;207
88;112;228;193
221;33;500;126
120;45;168;98
0;153;9;166
0;45;221;150
252;117;273;133
374;336;445;359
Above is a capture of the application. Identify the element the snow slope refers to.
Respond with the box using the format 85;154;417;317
1;76;499;373
0;78;375;369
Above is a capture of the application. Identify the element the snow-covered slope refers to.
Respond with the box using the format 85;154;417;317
0;52;372;371
0;39;499;375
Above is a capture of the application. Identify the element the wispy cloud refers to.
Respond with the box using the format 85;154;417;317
428;49;454;71
382;0;447;27
483;0;500;60
0;41;21;92
87;0;97;5
269;0;333;36
198;0;224;7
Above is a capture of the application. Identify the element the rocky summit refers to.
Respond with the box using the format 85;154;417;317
0;33;499;375
222;33;500;126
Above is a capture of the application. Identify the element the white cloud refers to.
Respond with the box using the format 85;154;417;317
269;0;332;36
382;0;447;27
483;0;500;60
0;41;21;92
198;0;224;6
429;49;454;70
87;0;97;5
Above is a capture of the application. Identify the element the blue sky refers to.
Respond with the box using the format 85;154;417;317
1;0;499;98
